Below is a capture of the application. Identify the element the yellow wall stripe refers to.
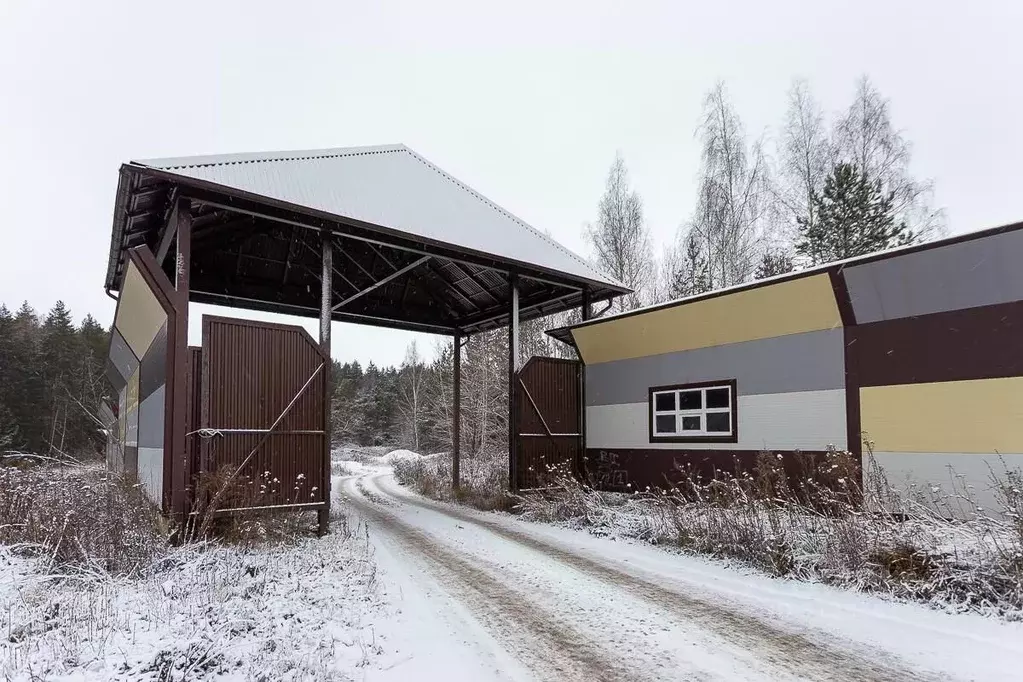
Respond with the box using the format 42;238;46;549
861;377;1023;454
572;274;842;365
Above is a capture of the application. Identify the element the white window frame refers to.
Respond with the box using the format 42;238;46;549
650;383;733;439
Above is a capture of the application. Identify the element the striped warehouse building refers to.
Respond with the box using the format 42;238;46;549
549;221;1023;515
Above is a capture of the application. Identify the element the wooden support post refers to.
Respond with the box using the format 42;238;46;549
318;229;333;536
452;329;462;491
508;275;520;492
169;197;191;521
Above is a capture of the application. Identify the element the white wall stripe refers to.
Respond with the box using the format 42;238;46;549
586;390;847;452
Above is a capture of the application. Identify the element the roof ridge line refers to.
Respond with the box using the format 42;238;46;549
154;146;405;170
398;146;622;286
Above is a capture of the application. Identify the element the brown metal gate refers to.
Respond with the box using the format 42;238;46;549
198;316;329;514
513;356;582;490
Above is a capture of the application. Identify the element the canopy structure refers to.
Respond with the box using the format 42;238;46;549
103;144;627;532
105;144;627;335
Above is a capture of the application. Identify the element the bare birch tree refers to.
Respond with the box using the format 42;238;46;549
585;153;654;312
775;79;831;246
834;76;944;238
397;340;427;451
689;82;775;288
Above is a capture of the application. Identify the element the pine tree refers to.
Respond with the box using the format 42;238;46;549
0;305;19;449
669;231;711;299
796;162;916;266
9;302;44;451
40;302;81;455
755;249;795;280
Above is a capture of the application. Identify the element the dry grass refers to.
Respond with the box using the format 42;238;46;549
0;459;389;679
1;504;384;681
182;465;322;546
516;448;1023;619
0;462;167;577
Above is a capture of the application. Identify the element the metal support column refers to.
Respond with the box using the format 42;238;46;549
318;229;333;536
578;288;591;482
169;197;191;521
508;275;520;492
452;329;462;491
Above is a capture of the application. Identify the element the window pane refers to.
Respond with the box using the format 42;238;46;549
654;392;675;412
681;415;701;431
655;414;676;434
678;390;702;410
706;412;731;433
706;387;730;409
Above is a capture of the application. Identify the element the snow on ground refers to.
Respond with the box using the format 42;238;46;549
4;448;1022;681
378;449;429;465
0;510;403;681
341;463;1023;682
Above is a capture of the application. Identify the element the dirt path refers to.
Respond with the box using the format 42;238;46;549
339;470;956;682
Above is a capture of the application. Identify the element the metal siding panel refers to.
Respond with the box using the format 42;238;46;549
185;348;203;478
137;385;165;449
515;357;581;489
587;390;848;452
573;274;842;364
200;317;327;511
134;146;618;289
108;328;138;386
125;369;140;447
851;300;1023;387
845;229;1023;322
137;447;164;506
115;260;168;357
584;448;834;492
123;446;138;475
585;328;844;406
139;321;168;401
860;378;1023;453
867;451;1023;519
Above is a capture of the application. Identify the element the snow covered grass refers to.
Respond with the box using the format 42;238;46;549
0;462;397;680
0;463;166;576
517;450;1023;619
391;449;515;512
1;513;386;680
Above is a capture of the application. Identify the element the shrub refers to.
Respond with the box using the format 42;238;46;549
390;449;517;513
517;447;1023;618
0;463;166;576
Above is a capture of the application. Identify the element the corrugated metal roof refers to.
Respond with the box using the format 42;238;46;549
131;144;623;290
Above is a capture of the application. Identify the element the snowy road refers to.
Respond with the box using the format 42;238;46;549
339;470;1023;682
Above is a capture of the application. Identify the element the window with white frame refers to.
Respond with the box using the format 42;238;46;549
650;381;734;440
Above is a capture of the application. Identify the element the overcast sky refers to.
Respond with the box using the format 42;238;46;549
2;0;1021;367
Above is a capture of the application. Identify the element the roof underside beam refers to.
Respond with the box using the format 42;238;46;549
173;183;597;294
332;256;430;311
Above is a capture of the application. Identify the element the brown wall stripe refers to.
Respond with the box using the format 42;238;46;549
851;299;1023;387
829;268;861;460
584;448;834;492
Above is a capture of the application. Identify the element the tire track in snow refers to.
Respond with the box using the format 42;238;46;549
341;476;668;682
370;474;941;682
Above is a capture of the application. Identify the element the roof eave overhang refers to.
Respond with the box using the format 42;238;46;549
109;164;630;295
105;163;631;334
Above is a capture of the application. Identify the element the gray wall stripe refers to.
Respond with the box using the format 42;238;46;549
109;327;138;385
845;228;1023;323
139;320;168;403
585;328;845;406
137;384;166;449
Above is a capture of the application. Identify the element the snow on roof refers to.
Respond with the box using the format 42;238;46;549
131;144;625;291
